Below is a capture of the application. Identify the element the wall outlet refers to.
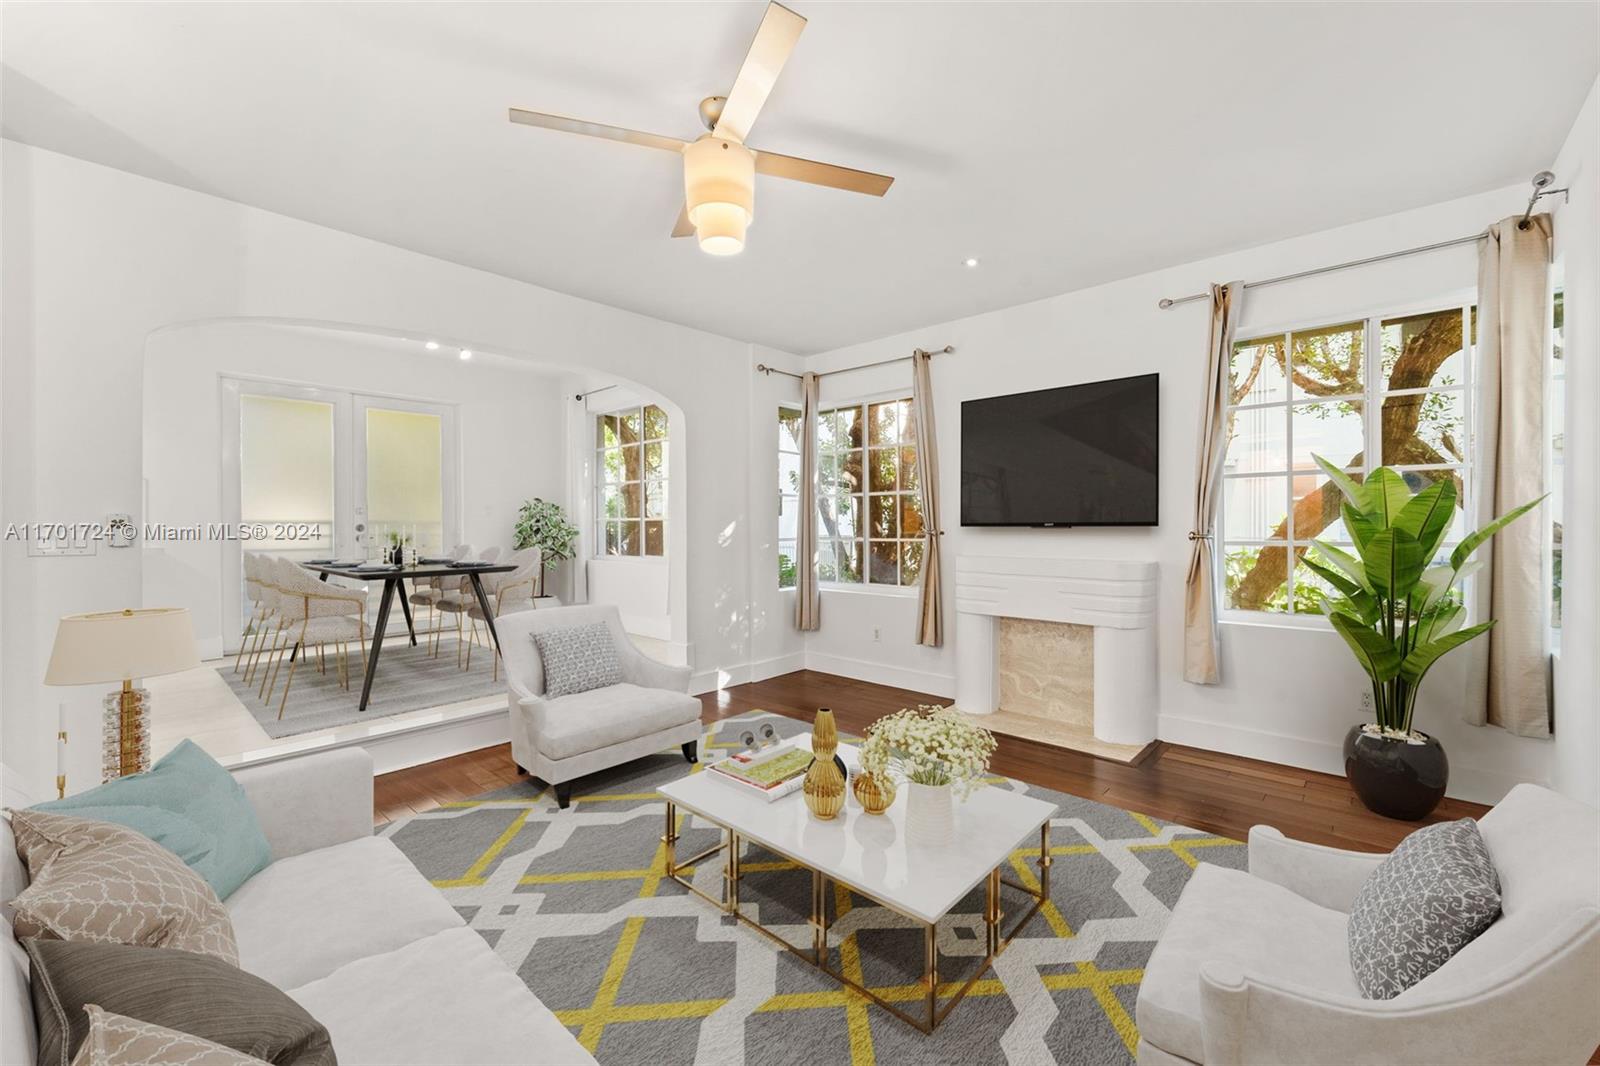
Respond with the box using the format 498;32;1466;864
872;627;881;642
1358;690;1374;715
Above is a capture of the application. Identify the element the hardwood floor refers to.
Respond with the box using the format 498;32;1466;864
374;669;1487;850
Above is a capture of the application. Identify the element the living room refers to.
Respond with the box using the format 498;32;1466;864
2;3;1597;1065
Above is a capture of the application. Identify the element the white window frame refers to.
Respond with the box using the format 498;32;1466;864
1549;277;1565;644
594;403;668;559
1217;293;1476;628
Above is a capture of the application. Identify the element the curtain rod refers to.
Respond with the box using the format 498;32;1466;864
1158;170;1567;311
756;345;953;380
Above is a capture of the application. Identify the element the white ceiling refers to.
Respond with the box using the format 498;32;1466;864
3;2;1595;354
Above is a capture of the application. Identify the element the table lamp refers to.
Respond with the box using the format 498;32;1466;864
45;607;200;782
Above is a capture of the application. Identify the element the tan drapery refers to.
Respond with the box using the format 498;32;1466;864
795;371;821;631
911;350;943;646
1183;281;1244;684
1468;215;1552;736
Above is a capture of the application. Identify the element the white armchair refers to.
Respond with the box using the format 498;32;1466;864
498;605;700;809
1135;784;1600;1065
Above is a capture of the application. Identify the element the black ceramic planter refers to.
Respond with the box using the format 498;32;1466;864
1343;725;1449;821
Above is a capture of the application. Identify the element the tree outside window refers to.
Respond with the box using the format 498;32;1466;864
596;404;667;557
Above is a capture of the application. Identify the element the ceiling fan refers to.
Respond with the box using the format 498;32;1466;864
508;1;893;256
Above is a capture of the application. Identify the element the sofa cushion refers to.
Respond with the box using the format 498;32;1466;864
71;1005;271;1066
31;739;272;900
287;927;596;1066
1347;818;1501;999
532;622;622;698
227;835;461;990
537;683;703;760
8;810;238;965
1137;863;1358;1063
23;938;333;1066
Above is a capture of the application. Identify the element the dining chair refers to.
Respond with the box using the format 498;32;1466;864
235;553;275;675
435;546;502;669
264;562;370;718
412;543;473;656
465;546;541;679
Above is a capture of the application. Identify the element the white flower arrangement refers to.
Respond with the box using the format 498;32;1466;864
858;705;998;800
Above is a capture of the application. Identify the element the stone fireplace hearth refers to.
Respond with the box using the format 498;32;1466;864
955;556;1159;762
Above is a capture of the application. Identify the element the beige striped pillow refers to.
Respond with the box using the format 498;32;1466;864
7;809;238;965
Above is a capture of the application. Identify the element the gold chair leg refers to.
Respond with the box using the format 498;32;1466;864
276;652;300;720
234;611;257;674
258;627;286;698
243;620;269;683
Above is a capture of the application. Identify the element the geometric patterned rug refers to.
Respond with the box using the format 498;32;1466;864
383;711;1245;1066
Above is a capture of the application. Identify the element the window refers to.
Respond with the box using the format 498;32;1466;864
775;398;924;589
1551;289;1565;633
596;404;667;557
1220;306;1473;615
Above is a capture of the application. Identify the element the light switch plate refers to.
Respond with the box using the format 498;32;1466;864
29;531;95;557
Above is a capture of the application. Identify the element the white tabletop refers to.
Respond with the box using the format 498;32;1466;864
659;738;1056;924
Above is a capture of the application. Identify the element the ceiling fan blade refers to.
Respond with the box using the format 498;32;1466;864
753;150;894;196
508;108;687;154
671;203;695;238
713;2;806;144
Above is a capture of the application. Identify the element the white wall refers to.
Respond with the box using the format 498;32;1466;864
1549;75;1600;809
777;169;1598;804
1;141;768;798
140;322;572;658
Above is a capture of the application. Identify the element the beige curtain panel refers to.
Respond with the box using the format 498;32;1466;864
1468;215;1553;736
911;350;944;647
795;371;822;631
1183;281;1244;685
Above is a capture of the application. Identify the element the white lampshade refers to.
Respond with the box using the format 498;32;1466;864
683;135;754;256
44;608;200;686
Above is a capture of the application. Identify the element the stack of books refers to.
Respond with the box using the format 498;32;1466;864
706;743;812;802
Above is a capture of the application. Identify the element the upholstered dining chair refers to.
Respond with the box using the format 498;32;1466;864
1134;784;1600;1065
410;542;473;655
465;546;541;679
435;546;502;668
263;561;370;718
235;552;275;676
499;605;700;809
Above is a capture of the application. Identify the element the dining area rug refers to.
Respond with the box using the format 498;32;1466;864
219;630;505;737
384;711;1246;1066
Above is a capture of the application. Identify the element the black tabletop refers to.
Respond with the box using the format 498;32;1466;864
301;562;517;580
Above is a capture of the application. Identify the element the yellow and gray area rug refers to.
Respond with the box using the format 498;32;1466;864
383;711;1245;1066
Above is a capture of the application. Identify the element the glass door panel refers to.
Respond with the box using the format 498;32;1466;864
354;396;457;559
239;394;337;559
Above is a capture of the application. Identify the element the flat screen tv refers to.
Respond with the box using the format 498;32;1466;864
960;373;1159;527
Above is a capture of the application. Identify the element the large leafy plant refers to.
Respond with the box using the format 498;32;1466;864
512;498;579;597
1304;454;1543;738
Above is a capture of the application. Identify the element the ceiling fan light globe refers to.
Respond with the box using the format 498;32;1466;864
692;201;748;256
684;136;755;230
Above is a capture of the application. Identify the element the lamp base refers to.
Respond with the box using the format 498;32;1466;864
102;682;151;781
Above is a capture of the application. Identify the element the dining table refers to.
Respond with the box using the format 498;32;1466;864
301;560;517;712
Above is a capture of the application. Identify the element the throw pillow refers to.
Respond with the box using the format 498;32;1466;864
24;938;335;1066
533;621;622;698
71;1006;271;1066
1347;817;1502;999
32;739;272;899
8;809;239;965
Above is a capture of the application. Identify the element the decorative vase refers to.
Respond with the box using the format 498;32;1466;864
1343;725;1449;821
905;781;953;844
852;770;895;815
803;708;846;821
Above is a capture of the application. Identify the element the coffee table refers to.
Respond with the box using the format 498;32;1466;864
657;736;1057;1032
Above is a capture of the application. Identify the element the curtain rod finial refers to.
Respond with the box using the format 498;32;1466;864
1158;298;1174;310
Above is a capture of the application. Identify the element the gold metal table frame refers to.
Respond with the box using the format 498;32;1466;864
662;801;1052;1033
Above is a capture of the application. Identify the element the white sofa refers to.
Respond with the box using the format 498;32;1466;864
500;604;702;808
1135;783;1600;1065
2;748;596;1066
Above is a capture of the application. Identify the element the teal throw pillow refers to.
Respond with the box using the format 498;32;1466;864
32;739;271;899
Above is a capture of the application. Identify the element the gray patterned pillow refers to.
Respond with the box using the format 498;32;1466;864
1347;818;1501;999
533;622;622;698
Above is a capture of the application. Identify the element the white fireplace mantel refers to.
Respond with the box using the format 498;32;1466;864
955;555;1159;747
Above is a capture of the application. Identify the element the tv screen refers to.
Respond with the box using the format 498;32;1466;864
960;373;1159;527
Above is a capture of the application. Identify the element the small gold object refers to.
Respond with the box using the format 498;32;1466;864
802;708;845;820
852;769;895;815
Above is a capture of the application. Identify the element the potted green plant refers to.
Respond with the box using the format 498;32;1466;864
512;498;579;601
1305;454;1544;820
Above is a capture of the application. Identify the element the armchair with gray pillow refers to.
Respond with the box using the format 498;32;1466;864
499;605;702;808
1135;783;1600;1065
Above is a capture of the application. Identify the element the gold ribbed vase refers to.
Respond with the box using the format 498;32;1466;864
802;708;846;821
852;770;895;815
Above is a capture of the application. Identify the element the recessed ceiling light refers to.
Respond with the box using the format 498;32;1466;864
963;257;980;268
459;349;473;361
424;340;440;351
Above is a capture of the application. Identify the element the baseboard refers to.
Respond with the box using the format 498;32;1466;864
690;663;749;696
801;652;955;699
1157;713;1534;806
748;652;805;684
197;636;225;661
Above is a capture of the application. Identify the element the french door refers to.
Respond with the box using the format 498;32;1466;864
221;378;458;650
